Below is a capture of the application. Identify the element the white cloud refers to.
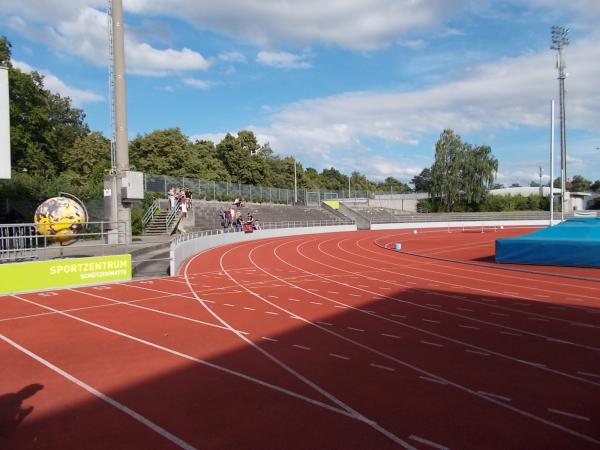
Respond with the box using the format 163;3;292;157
218;51;246;63
13;60;104;106
5;6;210;76
248;34;600;179
125;0;468;50
182;77;219;89
256;51;311;69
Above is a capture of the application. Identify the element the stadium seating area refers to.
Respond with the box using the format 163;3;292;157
191;201;351;231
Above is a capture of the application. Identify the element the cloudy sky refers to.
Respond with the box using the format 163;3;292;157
1;0;599;186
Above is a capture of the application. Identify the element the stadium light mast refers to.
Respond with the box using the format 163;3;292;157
104;0;131;244
551;25;569;218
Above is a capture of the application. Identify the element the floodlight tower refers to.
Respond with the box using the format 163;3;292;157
104;0;131;244
551;25;569;217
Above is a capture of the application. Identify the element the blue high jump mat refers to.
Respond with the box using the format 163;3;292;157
495;217;600;267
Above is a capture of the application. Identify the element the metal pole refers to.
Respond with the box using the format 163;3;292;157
294;159;298;204
550;99;555;225
348;176;351;199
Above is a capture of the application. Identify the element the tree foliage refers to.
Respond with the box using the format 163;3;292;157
430;129;497;211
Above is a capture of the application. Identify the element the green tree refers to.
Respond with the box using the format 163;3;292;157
590;180;600;193
61;131;110;176
130;128;198;176
320;167;348;191
303;167;321;189
378;176;410;193
215;131;270;185
411;168;432;192
430;129;497;211
5;37;89;175
568;175;592;192
1;35;12;66
190;140;230;181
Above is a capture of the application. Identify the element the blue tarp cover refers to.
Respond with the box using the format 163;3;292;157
495;217;600;267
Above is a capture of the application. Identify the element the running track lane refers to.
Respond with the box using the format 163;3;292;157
1;228;598;449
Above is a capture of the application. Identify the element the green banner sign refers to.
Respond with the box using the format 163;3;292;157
0;255;131;294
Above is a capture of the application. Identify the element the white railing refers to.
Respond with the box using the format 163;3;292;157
0;221;129;263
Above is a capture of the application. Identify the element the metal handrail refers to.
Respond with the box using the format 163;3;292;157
1;221;129;263
142;199;161;226
165;199;181;232
173;218;355;246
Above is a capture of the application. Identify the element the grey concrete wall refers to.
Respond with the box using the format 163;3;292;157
170;224;357;276
370;219;559;231
368;198;419;212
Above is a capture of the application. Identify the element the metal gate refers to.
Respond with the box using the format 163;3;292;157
305;191;321;206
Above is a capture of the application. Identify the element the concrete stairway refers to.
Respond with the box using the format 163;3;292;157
144;210;180;235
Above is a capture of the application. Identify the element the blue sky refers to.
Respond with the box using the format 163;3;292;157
1;0;599;186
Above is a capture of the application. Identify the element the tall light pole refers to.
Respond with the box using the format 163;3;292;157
293;158;298;204
104;0;131;243
551;25;569;217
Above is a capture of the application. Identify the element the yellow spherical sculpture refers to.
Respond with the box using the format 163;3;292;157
34;197;87;243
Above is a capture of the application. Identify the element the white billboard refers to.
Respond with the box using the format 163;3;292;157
0;66;10;179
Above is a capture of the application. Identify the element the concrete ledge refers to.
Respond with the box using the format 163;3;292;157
370;220;560;230
170;224;357;276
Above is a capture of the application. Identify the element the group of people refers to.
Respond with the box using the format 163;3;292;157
219;202;260;232
168;187;192;216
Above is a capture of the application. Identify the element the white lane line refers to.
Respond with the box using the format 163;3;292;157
572;322;595;328
548;409;590;421
309;301;323;305
546;337;577;345
328;291;340;294
334;305;348;309
516;360;546;368
347;327;365;332
261;336;278;342
329;353;350;360
459;325;480;330
500;331;522;337
370;363;395;372
457;307;474;312
349;294;361;297
577;371;600;379
465;349;490;356
243;307;255;311
478;391;511;402
409;435;449;450
288;298;300;302
203;299;215;304
381;333;402;339
419;376;448;386
307;288;318;292
420;341;443;348
316;321;333;326
422;319;440;324
267;295;279;299
265;311;279;315
224;303;234;307
290;316;302;320
0;334;197;450
491;312;510;317
38;292;59;297
390;314;406;318
293;344;311;351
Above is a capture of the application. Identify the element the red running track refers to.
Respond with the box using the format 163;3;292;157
1;227;599;449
